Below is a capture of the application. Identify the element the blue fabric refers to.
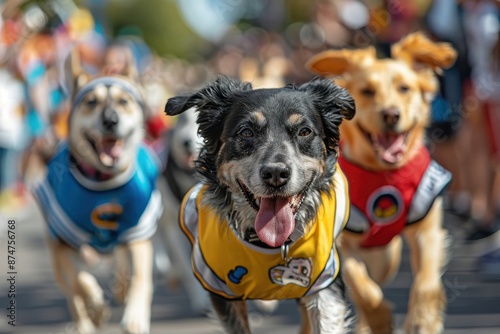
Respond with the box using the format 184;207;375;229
25;62;45;87
431;96;453;123
0;147;18;191
49;86;66;112
25;108;46;137
34;142;160;252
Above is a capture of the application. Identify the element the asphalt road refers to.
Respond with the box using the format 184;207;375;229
0;196;499;334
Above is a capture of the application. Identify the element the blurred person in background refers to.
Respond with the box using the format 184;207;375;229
425;0;472;220
14;6;105;184
14;29;71;189
0;30;26;213
314;0;432;51
460;0;500;242
459;0;500;278
17;31;64;146
101;39;138;77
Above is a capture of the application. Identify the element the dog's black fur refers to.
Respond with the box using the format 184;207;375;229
165;76;355;333
166;76;354;234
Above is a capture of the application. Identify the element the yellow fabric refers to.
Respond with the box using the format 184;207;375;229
180;168;350;300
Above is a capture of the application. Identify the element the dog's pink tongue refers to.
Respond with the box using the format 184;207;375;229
99;139;122;167
374;133;406;164
103;139;122;158
255;197;294;248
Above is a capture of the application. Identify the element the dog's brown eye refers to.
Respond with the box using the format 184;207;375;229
399;84;410;93
299;127;312;137
360;88;375;97
239;128;254;138
119;98;128;105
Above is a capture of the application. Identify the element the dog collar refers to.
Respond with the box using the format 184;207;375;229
244;229;294;262
71;76;144;113
69;154;114;181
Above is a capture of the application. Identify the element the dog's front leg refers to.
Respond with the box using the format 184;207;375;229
209;292;251;334
121;239;153;334
298;279;348;334
340;234;403;334
342;253;393;334
404;198;448;334
49;240;101;334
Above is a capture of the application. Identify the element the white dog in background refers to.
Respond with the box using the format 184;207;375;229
155;107;211;313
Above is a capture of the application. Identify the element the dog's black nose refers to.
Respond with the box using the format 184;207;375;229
381;108;400;127
102;108;119;131
261;163;290;188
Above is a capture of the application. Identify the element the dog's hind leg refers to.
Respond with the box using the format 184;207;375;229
339;233;403;334
298;279;349;334
298;301;312;334
404;198;448;334
209;292;251;334
113;246;130;305
121;239;153;334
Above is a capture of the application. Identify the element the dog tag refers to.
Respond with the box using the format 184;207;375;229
281;241;291;263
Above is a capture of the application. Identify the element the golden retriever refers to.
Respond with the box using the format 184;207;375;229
307;32;456;333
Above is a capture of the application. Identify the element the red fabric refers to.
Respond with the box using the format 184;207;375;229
484;102;500;162
339;146;431;247
146;114;167;139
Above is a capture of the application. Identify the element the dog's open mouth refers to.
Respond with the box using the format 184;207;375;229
182;152;198;169
85;132;125;168
358;123;409;165
237;180;310;248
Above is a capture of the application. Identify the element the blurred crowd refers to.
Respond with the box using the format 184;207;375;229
0;0;499;252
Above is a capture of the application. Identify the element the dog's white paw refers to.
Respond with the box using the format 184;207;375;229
87;302;111;328
121;304;150;334
252;299;279;314
113;276;130;305
75;319;96;334
405;322;444;334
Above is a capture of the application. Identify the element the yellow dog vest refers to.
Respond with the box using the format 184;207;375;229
180;168;350;300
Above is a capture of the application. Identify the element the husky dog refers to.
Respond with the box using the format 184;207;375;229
31;52;162;334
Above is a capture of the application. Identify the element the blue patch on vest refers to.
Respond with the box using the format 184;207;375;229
228;266;248;284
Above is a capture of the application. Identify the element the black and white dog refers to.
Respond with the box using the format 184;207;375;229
156;107;210;313
165;76;355;333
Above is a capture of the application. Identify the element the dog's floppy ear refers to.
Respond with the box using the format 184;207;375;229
165;76;252;153
299;78;355;153
165;76;252;116
391;32;456;73
391;32;457;100
306;47;377;77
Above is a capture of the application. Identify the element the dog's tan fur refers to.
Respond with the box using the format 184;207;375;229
308;33;456;333
39;50;155;334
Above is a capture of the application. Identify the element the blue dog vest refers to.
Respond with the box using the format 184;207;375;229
32;142;162;253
